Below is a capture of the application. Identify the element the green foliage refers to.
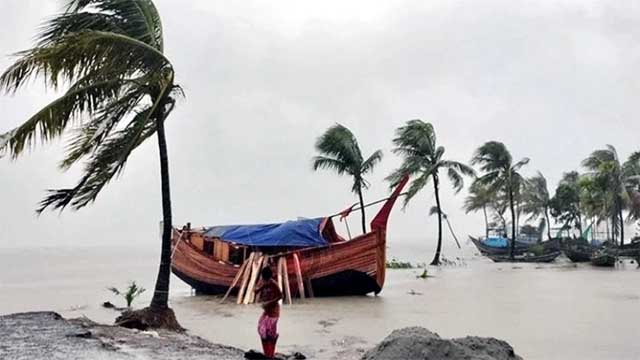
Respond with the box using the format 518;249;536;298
0;0;179;213
386;258;414;269
387;120;474;208
109;281;146;308
312;123;382;194
550;171;582;231
528;244;544;256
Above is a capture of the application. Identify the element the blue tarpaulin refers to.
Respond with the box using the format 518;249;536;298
203;218;329;248
483;236;509;248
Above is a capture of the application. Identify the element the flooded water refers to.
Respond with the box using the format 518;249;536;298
1;244;639;359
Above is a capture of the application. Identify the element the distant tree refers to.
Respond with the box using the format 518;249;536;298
387;120;474;265
472;141;529;258
312;124;383;234
463;180;493;238
521;172;553;240
0;0;181;328
550;171;583;234
582;145;640;246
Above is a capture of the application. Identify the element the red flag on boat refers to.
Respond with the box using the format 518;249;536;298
339;204;355;222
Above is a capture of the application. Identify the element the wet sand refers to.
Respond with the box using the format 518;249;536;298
1;245;639;359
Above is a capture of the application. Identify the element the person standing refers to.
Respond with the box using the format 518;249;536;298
255;266;282;358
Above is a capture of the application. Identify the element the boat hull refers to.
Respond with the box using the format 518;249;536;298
564;247;593;263
171;229;386;296
487;251;562;263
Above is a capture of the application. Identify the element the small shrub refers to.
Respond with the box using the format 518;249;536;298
108;281;146;308
386;258;414;269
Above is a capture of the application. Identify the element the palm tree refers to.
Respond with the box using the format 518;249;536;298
387;120;474;265
521;171;553;240
463;180;493;238
550;171;583;234
472;141;529;259
312;124;383;234
0;0;181;328
582;146;640;246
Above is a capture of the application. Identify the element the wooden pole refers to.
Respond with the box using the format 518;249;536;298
244;255;264;304
282;258;292;305
237;252;256;304
305;278;314;298
293;253;305;300
277;257;284;305
220;258;249;304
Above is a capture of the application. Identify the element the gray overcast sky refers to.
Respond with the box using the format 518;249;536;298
1;0;639;251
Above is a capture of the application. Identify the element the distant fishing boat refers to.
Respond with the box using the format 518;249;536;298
170;176;409;299
487;250;562;263
590;250;617;267
564;247;593;263
468;235;532;256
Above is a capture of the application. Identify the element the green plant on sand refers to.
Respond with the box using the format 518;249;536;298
109;282;146;308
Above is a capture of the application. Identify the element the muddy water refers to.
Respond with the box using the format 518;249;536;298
1;245;639;359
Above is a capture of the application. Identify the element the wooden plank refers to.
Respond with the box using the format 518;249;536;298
293;253;305;300
220;258;249;304
236;252;255;304
305;277;314;298
282;258;292;305
244;255;264;304
277;257;284;305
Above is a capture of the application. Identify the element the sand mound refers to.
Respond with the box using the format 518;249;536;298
362;327;522;360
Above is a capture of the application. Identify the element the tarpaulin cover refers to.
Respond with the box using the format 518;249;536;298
203;218;329;248
483;236;509;248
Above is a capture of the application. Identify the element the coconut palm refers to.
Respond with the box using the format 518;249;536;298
312;124;383;234
550;171;583;234
471;141;529;258
582;146;640;246
521;171;552;240
463;180;493;238
0;0;181;328
387;120;474;265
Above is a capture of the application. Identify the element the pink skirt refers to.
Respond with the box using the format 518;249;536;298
257;313;279;340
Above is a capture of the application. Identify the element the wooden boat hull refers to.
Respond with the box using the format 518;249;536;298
590;253;617;267
171;176;408;298
469;236;533;256
171;230;385;296
564;247;593;263
487;251;562;263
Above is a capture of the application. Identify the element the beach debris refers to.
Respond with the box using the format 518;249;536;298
407;289;423;296
102;301;116;309
362;327;522;360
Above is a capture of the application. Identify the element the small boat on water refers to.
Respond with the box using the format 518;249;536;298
564;247;594;262
590;250;617;267
170;176;409;298
487;251;562;263
469;236;532;256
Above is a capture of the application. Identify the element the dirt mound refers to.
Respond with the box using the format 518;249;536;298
362;327;522;360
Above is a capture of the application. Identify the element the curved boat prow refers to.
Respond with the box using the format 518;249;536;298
370;175;409;231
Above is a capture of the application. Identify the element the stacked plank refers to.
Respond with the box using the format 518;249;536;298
219;252;314;305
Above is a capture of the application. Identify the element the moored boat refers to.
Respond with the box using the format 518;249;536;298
564;247;594;263
170;176;409;298
487;251;562;263
590;250;617;267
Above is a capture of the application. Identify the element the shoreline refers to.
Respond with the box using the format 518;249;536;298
0;311;521;360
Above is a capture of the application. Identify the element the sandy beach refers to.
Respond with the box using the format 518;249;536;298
2;244;639;359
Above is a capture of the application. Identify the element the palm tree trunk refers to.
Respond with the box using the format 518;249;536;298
482;205;489;238
508;187;517;259
150;111;173;310
619;205;624;248
545;208;552;240
430;176;443;266
356;185;367;234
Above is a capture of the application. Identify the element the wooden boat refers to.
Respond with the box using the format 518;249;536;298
590;250;617;267
170;176;409;298
469;236;532;256
470;236;560;257
564;247;594;263
487;251;562;263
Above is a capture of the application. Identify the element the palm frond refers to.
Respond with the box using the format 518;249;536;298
311;156;348;175
37;105;157;213
361;150;383;174
403;172;431;208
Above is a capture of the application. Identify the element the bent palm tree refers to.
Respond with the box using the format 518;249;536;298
463;180;493;238
522;171;552;240
582;146;640;246
472;141;529;259
312;124;383;234
387;120;474;265
0;0;181;328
